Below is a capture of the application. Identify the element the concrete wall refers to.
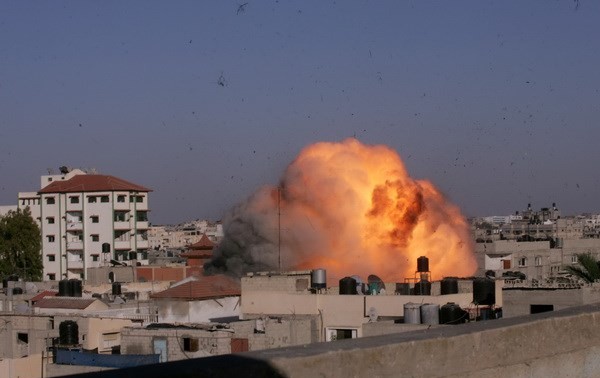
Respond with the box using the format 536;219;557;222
261;304;600;378
58;304;600;378
503;284;600;318
155;296;240;323
0;353;43;378
120;317;319;361
86;267;135;285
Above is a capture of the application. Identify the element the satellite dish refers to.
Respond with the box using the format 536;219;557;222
368;307;378;322
367;274;385;295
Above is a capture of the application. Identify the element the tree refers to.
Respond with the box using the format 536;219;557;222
565;253;600;283
0;208;43;281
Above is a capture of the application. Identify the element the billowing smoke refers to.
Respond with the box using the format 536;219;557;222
205;139;477;281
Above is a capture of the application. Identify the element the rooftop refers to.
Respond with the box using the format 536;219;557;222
33;297;99;310
150;275;240;301
39;174;151;194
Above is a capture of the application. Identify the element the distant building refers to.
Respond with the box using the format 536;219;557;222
148;220;223;250
473;203;600;280
13;168;151;281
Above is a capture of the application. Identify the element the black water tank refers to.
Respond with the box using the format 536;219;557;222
59;320;79;346
473;278;496;305
70;279;82;297
440;303;467;325
395;283;410;295
417;256;429;272
441;278;459;295
4;275;18;288
339;277;357;295
414;280;431;295
58;279;71;297
12;287;23;295
112;282;122;296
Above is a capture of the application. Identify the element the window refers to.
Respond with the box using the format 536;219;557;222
69;196;79;204
130;195;144;203
117;195;126;203
518;257;527;267
88;196;97;203
91;216;99;223
114;212;127;222
47;273;56;281
47;217;55;224
92;254;99;262
91;234;99;242
101;196;109;203
571;255;579;264
46;197;55;205
48;255;55;262
183;337;199;352
535;256;542;266
136;211;148;222
17;333;28;344
531;304;554;314
47;235;55;243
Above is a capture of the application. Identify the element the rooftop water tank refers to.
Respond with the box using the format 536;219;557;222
473;278;495;305
59;320;79;346
311;269;327;289
441;278;459;295
58;279;72;297
69;279;82;298
420;303;440;325
112;282;122;296
404;302;421;324
417;256;429;272
395;283;410;295
440;302;467;325
339;277;357;295
414;279;431;295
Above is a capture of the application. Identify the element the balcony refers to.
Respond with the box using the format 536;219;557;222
66;221;82;231
114;240;131;250
136;221;149;229
136;240;149;249
67;259;84;269
66;241;83;250
113;202;131;211
114;221;131;230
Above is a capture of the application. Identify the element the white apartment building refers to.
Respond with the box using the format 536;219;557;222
17;169;151;281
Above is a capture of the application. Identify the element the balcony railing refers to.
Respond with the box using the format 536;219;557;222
114;221;131;230
66;241;83;250
67;260;84;269
66;221;82;230
114;240;131;250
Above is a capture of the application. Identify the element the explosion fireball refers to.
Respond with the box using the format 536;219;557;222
206;139;477;282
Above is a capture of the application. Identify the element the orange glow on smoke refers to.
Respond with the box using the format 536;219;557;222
243;139;477;282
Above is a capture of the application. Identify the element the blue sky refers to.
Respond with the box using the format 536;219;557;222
1;1;599;224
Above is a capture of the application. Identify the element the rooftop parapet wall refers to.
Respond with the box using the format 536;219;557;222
60;303;600;378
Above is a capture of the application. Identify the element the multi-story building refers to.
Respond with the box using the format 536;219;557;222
16;168;151;281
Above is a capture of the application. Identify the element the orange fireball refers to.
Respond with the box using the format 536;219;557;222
211;139;478;282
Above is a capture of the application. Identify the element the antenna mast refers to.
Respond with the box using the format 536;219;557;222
278;186;281;271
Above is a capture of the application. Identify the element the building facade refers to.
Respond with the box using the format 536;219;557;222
16;168;151;281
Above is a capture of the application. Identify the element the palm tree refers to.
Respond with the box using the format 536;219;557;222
565;253;600;283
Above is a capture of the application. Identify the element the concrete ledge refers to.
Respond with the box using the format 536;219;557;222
58;303;600;377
